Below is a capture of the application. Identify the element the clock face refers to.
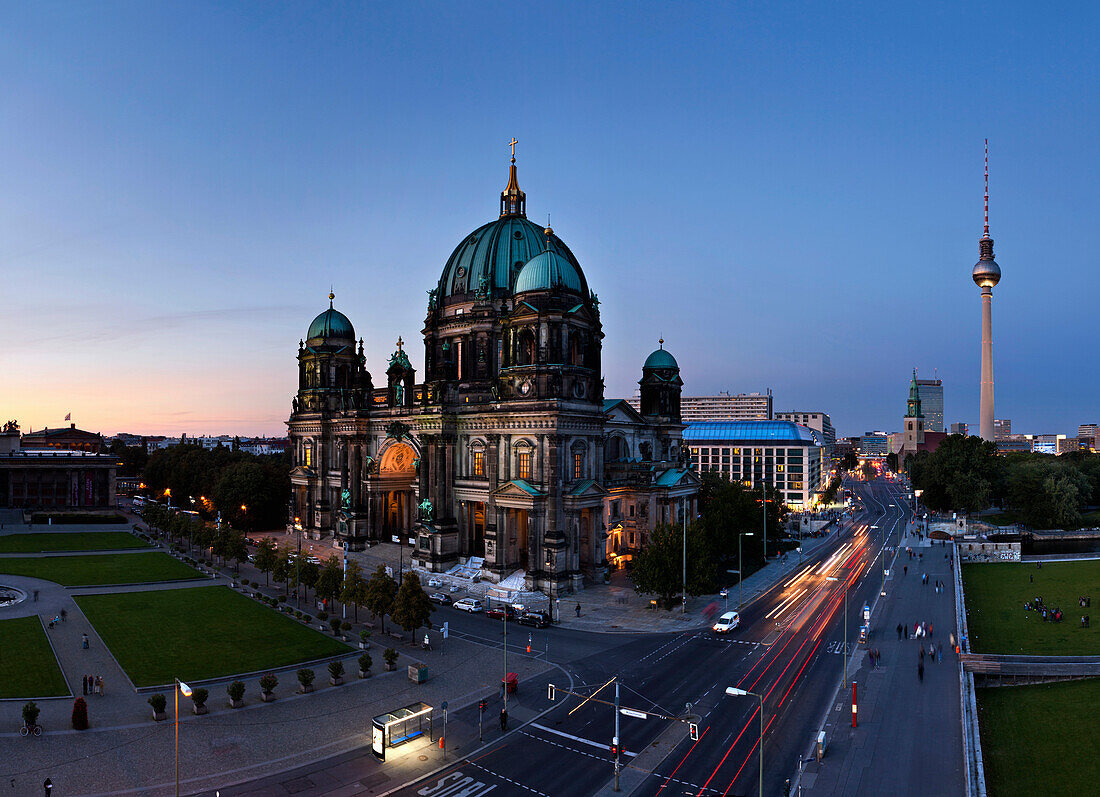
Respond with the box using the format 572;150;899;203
518;379;532;396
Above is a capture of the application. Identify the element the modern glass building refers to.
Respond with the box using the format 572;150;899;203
915;379;944;432
684;421;825;508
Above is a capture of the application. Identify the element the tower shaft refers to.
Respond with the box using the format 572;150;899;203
979;287;994;441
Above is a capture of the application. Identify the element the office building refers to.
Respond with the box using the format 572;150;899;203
993;419;1012;440
666;391;773;422
915;377;944;432
684;420;825;508
860;433;889;457
950;422;969;435
774;412;835;456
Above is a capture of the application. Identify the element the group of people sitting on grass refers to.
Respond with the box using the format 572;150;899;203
1023;596;1065;622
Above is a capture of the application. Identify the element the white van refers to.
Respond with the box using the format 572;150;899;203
712;611;740;634
452;597;484;613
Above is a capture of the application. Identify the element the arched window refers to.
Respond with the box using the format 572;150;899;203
514;439;534;481
571;440;587;480
470;439;487;478
569;332;585;367
606;435;628;462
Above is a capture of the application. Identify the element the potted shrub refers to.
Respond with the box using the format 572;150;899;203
259;673;278;702
317;610;329;622
383;648;399;671
328;660;345;686
227;680;245;709
329;616;343;636
148;693;167;722
297;668;315;694
72;697;89;730
341;621;352;639
303;614;312;623
22;701;40;730
358;653;372;678
191;687;209;715
359;630;371;649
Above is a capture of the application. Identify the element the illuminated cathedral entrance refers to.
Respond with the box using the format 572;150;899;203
372;442;418;539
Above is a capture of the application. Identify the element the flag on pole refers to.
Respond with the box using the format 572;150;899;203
64;413;71;421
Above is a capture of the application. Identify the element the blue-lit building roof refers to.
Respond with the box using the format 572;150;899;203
683;421;818;444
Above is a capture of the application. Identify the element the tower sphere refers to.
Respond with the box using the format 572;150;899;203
972;257;1001;288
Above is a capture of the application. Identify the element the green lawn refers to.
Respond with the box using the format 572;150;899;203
76;586;351;687
963;561;1100;655
0;552;199;586
0;616;69;698
978;679;1100;797
0;531;148;553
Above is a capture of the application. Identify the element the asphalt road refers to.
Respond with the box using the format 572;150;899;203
390;476;913;797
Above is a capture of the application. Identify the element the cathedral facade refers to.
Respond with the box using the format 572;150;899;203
286;155;698;595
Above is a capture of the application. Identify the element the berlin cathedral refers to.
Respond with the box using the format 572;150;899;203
287;150;699;595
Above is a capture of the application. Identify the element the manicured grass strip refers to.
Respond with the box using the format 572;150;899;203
978;679;1100;797
0;531;147;553
0;616;68;698
0;552;199;586
76;586;350;687
962;560;1100;655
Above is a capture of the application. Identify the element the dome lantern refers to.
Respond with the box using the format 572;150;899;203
500;138;526;218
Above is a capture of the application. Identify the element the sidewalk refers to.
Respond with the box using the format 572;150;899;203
800;530;964;796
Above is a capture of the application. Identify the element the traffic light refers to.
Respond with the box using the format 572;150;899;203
479;700;487;712
689;723;699;741
609;744;619;756
547;683;556;701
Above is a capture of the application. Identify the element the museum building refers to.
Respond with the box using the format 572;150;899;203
286;155;699;595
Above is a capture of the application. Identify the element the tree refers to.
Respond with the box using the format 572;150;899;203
630;524;712;608
841;451;859;472
298;559;319;602
363;564;398;632
885;452;899;473
273;547;293;589
390;572;435;637
909;435;1001;514
315;555;344;610
254;538;278;586
225;529;248;574
341;559;369;622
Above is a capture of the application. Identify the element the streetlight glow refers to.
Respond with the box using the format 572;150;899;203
724;686;764;797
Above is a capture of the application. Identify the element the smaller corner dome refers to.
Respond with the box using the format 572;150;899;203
514;249;586;295
644;345;679;370
307;307;355;342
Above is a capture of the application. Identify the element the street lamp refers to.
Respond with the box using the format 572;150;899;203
738;532;754;608
870;524;884;596
725;687;763;797
175;678;192;797
826;576;848;687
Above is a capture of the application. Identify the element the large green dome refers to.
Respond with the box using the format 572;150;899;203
307;304;355;343
514;248;586;295
437;216;583;302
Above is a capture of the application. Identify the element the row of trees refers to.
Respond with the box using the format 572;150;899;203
251;541;435;635
632;473;790;607
908;435;1099;528
140;443;290;530
141;503;248;569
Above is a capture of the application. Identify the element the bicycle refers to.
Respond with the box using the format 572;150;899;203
19;723;42;737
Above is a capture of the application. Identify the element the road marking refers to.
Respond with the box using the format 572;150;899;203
464;761;548;796
528;722;637;756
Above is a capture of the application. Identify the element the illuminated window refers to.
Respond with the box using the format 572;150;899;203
304;445;312;468
473;451;485;477
518;452;532;480
573;452;584;480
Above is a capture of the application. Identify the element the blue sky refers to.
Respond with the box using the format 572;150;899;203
3;2;1097;437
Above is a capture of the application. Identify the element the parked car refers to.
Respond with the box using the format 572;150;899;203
486;605;516;620
518;611;550;628
306;556;321;565
452;597;483;613
428;592;450;605
712;611;740;634
427;577;443;588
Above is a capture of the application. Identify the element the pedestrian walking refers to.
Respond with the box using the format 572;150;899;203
929;643;936;662
918;661;924;682
33;589;39;603
82;675;88;696
499;708;508;732
897;623;903;641
81;633;89;650
937;646;943;663
904;565;908;576
575;603;581;618
929;622;933;637
919;644;925;663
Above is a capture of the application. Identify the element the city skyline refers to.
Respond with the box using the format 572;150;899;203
5;3;1098;438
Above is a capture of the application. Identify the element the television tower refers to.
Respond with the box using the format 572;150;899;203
972;140;1001;442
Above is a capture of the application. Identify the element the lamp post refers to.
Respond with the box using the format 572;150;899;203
870;525;882;596
175;678;192;797
826;576;848;687
738;532;754;608
240;504;247;534
294;517;303;610
725;687;763;797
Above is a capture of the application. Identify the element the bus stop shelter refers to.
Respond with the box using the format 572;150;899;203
371;702;434;761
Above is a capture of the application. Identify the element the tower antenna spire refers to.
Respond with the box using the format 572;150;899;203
984;138;989;238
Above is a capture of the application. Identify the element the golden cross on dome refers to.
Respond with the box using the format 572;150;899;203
509;137;518;160
396;336;404;351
